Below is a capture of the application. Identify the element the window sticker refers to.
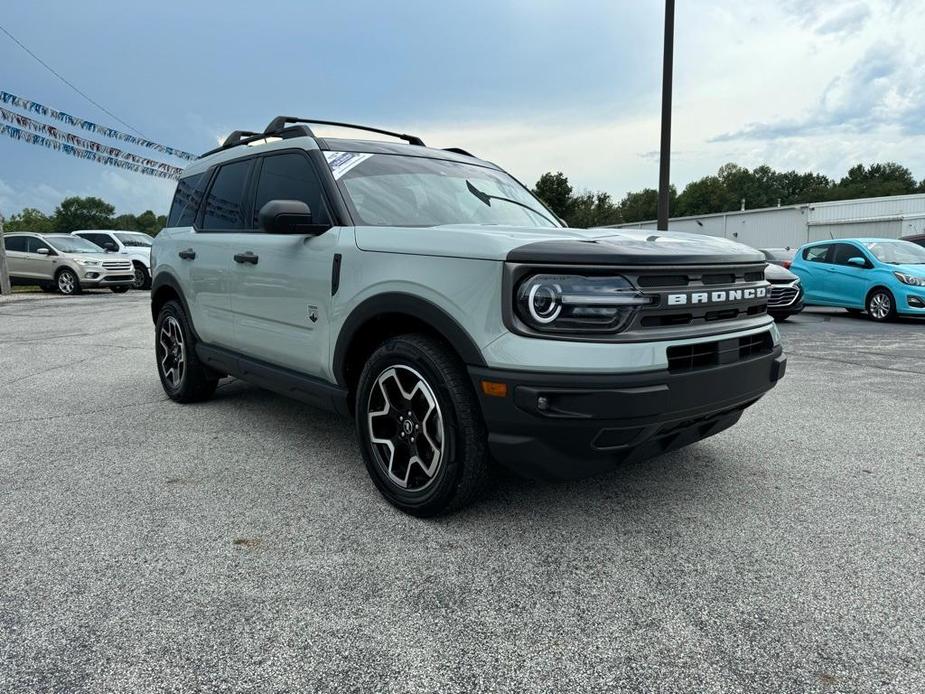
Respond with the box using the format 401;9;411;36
324;151;373;180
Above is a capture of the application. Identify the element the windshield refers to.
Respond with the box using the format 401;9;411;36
115;232;153;247
45;236;105;254
329;153;560;228
863;240;925;264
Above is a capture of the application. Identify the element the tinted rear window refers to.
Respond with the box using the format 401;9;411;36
167;173;208;228
4;236;27;252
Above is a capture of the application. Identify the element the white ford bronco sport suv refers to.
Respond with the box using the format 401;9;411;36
151;117;786;516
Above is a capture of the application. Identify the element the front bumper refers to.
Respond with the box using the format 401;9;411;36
469;343;785;479
80;271;134;288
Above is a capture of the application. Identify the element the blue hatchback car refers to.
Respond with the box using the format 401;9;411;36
791;238;925;321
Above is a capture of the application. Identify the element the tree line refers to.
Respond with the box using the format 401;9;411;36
3;196;167;235
3;160;923;233
533;161;925;228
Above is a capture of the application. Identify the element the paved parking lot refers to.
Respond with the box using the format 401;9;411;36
1;292;923;693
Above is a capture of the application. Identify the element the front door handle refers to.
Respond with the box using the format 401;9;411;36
234;252;259;265
178;248;196;260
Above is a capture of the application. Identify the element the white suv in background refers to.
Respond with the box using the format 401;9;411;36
72;230;153;289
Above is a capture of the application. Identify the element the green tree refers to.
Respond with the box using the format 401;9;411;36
4;208;55;233
533;172;573;221
619;187;677;223
675;176;734;217
53;196;115;231
830;163;917;200
569;191;623;228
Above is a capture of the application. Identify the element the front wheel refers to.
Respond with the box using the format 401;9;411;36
866;289;896;322
56;268;81;295
132;264;151;290
155;300;218;403
355;334;489;516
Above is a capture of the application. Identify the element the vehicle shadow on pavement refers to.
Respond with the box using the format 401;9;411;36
207;377;728;522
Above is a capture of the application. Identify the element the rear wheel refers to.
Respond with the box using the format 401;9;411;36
866;289;896;322
155;300;218;403
56;268;81;295
355;334;489;516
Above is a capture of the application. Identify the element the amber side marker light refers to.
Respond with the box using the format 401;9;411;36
481;380;508;397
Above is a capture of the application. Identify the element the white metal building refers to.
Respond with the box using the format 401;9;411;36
607;193;925;248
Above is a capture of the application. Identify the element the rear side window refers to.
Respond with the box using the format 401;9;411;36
252;153;330;226
201;161;253;231
803;245;831;263
167;173;208;228
4;236;27;252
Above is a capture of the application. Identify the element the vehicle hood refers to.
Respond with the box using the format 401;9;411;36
764;262;799;281
65;253;109;263
891;263;925;276
354;224;765;265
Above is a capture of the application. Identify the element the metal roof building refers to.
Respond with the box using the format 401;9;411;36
606;193;925;249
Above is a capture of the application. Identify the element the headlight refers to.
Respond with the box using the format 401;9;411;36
514;274;653;334
894;271;925;287
76;259;100;266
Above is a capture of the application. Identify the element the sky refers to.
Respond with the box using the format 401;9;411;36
1;0;924;217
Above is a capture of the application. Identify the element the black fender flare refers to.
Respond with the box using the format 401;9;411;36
150;271;193;326
333;293;486;386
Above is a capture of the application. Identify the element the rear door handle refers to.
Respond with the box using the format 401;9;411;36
234;252;259;265
178;248;196;260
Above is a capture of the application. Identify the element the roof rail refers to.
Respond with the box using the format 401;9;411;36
443;147;475;158
264;116;426;147
198;125;313;159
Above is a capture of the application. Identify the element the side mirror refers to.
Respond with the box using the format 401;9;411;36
848;257;867;268
258;200;329;235
36;247;50;255
104;242;118;252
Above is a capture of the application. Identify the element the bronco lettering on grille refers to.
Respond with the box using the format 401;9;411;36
666;287;767;306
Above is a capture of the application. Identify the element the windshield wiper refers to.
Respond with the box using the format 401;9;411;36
466;180;558;227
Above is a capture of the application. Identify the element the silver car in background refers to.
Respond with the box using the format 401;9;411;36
2;232;135;295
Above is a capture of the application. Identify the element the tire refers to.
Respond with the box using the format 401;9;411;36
111;286;130;294
56;268;82;295
155;300;218;403
866;288;896;322
132;263;151;290
355;334;489;516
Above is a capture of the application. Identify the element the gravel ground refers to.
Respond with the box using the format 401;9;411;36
0;292;923;693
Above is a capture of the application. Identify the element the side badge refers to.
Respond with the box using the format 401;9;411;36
308;306;319;323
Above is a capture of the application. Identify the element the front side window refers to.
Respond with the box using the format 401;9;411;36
253;153;330;226
201;161;252;231
79;233;115;249
115;233;153;247
803;245;831;263
3;236;27;252
331;153;559;228
43;236;104;254
832;243;868;266
864;240;925;264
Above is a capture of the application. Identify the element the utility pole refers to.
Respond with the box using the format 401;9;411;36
657;0;675;231
0;212;11;295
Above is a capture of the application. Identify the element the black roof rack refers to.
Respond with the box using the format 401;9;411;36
263;116;426;147
198;126;314;159
443;147;475;158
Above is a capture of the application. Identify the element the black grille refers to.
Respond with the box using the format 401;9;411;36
744;271;765;282
702;273;736;285
637;274;689;288
667;331;773;373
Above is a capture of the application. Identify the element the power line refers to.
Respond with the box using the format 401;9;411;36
0;22;146;138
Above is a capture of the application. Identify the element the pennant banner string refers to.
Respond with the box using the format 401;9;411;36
0;123;179;180
0;107;183;176
0;90;197;161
